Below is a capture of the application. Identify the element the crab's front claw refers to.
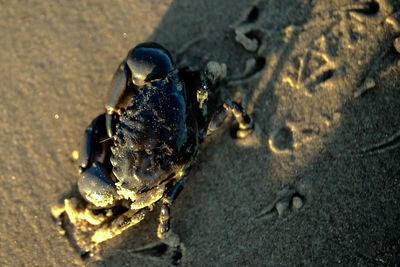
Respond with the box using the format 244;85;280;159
78;161;118;209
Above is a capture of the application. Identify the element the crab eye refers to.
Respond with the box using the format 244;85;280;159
126;42;174;87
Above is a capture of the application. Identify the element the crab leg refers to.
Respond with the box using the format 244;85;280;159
207;100;254;138
79;114;110;172
157;176;188;247
91;208;149;245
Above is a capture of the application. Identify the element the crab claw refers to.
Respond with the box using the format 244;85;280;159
78;162;118;208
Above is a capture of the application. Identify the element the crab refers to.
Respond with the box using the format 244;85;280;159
52;42;253;254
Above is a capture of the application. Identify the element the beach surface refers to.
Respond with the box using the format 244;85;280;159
1;0;399;265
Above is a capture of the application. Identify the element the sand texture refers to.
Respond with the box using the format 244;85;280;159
1;0;399;266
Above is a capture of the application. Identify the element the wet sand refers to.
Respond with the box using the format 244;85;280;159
1;0;399;266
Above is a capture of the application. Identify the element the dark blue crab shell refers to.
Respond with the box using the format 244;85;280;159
111;74;198;192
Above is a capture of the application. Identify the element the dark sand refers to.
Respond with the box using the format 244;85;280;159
1;0;399;266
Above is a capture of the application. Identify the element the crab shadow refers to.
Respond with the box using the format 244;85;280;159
92;0;311;266
84;0;400;266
